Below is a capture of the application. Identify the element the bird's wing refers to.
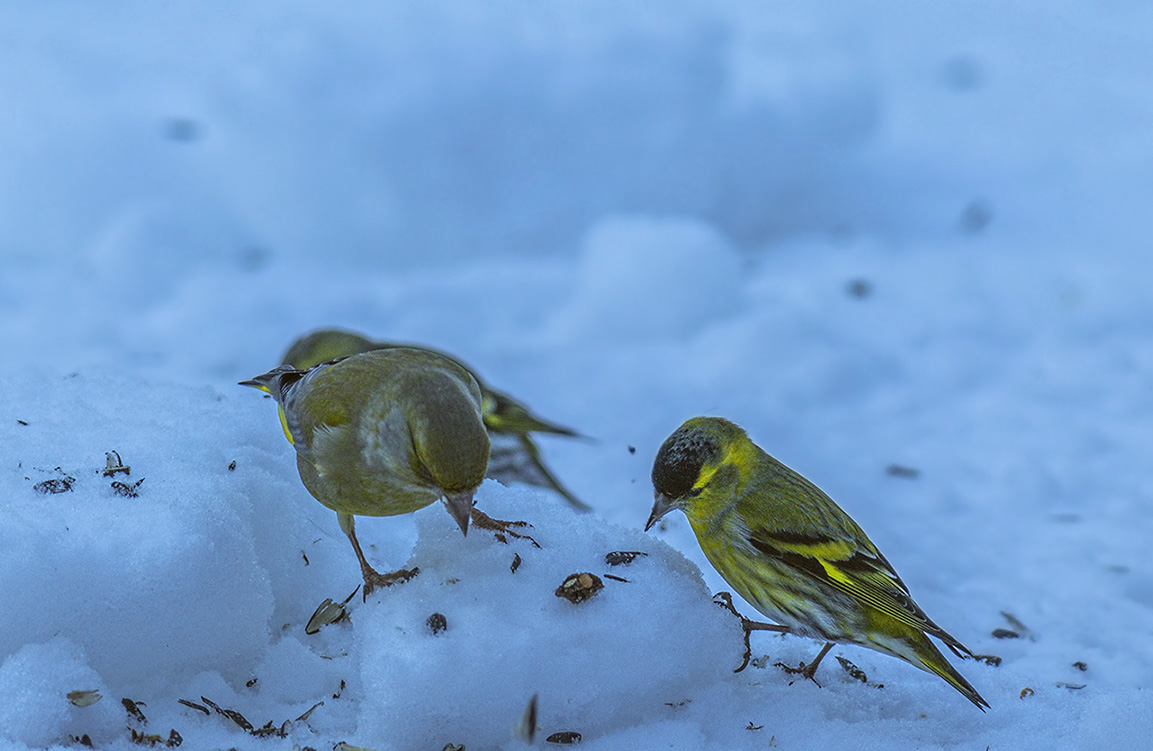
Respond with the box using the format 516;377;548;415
748;526;949;642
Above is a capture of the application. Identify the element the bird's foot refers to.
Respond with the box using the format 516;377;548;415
470;508;540;548
774;660;823;687
774;641;834;687
361;566;420;600
712;592;790;673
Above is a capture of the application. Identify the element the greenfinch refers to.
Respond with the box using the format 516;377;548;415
242;348;494;595
646;417;988;710
281;328;590;511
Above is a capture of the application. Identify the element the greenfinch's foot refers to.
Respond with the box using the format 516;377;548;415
775;641;835;687
712;592;790;673
469;508;541;548
361;566;420;600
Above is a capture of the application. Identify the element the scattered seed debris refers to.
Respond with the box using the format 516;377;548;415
123;697;147;723
441;745;465;751
177;699;210;716
103;451;131;476
17;419;28;426
68;689;102;707
511;553;522;573
1000;611;1035;639
333;680;346;699
302;551;310;566
111;478;145;497
665;699;690;708
1073;661;1088;671
34;475;75;494
296;700;324;723
991;628;1020;639
603;574;628;583
604;551;647;566
306;599;347;635
70;734;92;747
546;731;582;744
1020;687;1035;699
746;722;764;731
166;729;182;747
427;612;448;635
627;445;636;454
200;696;253;731
1056;682;1086;690
228;460;237;471
305;587;359;635
973;654;1002;667
555;572;604;604
885;464;920;479
514;693;538;743
835;656;869;684
246;677;258;688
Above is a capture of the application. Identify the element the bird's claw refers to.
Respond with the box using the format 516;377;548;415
361;566;420;600
470;509;541;548
774;660;823;687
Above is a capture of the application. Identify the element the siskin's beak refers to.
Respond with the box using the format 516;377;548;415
443;491;475;536
645;491;677;532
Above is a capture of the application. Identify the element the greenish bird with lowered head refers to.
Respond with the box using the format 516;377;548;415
646;416;988;710
281;327;590;512
242;347;495;596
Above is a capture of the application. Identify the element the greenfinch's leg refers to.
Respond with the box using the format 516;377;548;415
338;512;419;599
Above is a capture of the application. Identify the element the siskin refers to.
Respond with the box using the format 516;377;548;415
646;417;988;710
281;328;589;511
243;347;526;596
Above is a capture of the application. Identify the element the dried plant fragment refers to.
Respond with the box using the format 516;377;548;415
604;551;647;566
68;689;102;707
103;451;131;476
555;572;604;603
122;697;147;723
835;656;869;684
546;732;582;744
177;699;210;716
112;478;145;497
427;612;448;635
513;693;538;743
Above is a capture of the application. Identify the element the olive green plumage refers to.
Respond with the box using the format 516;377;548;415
281;327;589;511
242;347;490;594
646;416;988;710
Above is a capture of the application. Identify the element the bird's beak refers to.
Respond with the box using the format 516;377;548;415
238;377;272;394
645;491;677;532
443;491;475;536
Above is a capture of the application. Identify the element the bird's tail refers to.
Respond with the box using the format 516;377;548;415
903;634;990;711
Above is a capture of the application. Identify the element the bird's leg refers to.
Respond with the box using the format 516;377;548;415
337;512;419;600
469;508;541;548
775;641;835;687
712;592;790;673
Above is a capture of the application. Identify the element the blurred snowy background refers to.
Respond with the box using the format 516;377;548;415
3;1;1152;748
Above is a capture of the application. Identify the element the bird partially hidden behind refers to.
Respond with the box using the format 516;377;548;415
281;327;590;512
242;347;534;597
646;417;989;710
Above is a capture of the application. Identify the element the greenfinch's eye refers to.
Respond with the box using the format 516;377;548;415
651;427;717;499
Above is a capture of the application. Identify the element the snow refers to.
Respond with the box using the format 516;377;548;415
3;0;1152;748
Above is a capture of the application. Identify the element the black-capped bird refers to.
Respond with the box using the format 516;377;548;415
646;416;988;710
